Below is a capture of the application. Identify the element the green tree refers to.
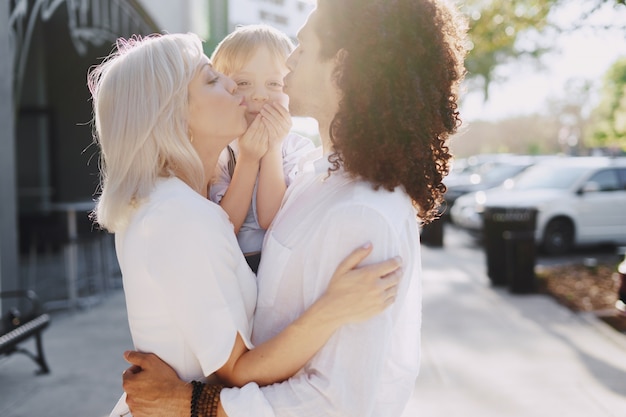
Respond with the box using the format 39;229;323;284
463;0;626;99
585;57;626;151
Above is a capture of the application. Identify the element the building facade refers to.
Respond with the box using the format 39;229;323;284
0;0;313;306
229;0;313;38
0;0;210;305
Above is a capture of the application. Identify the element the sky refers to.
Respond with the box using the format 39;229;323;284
461;2;626;122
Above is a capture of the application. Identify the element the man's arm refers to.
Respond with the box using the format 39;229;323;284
121;351;230;417
122;352;191;417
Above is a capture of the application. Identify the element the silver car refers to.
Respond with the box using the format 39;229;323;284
450;156;626;255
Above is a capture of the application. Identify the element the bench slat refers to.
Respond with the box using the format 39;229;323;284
0;314;50;351
1;291;51;374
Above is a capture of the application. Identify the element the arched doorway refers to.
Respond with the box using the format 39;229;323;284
9;0;158;307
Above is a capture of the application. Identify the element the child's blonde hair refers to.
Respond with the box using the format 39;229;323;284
211;24;295;75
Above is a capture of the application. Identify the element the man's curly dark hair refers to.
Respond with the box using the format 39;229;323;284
315;0;468;223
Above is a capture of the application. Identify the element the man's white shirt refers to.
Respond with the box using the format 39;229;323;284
221;153;423;417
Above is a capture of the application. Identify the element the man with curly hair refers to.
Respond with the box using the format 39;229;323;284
121;1;467;416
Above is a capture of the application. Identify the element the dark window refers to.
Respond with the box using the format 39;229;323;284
617;168;626;190
588;169;620;192
259;10;288;25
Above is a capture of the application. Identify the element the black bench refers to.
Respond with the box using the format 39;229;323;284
0;290;51;374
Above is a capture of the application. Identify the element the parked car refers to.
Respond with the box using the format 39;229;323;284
450;156;626;255
443;154;549;218
444;154;512;186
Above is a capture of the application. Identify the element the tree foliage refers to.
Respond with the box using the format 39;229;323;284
450;114;561;157
585;57;626;150
462;0;558;99
463;0;626;99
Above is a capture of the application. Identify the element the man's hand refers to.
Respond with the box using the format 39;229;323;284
122;351;191;417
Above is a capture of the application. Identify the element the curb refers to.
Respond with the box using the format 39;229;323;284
579;310;626;351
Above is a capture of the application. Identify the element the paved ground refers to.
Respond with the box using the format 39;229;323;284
403;226;626;417
0;287;131;417
2;224;626;417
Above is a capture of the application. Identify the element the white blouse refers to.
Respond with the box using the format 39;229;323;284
110;177;256;416
221;155;423;417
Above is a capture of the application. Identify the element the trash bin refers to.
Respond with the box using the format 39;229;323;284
420;218;444;248
482;207;537;292
503;230;537;294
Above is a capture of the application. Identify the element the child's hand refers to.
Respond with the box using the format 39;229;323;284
260;102;292;150
239;114;269;161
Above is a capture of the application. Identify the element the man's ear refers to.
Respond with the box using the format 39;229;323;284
330;49;348;93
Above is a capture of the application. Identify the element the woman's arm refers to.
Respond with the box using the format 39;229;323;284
216;243;401;387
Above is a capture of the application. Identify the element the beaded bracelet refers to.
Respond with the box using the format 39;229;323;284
190;381;224;417
190;381;204;417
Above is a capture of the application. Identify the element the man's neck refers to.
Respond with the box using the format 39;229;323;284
318;119;333;154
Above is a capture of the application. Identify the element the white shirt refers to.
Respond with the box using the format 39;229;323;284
221;155;423;417
210;133;315;254
110;177;257;416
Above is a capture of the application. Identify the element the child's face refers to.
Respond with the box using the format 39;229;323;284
230;46;290;126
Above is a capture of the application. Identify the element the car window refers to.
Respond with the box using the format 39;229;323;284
480;163;530;183
618;168;626;190
512;165;588;190
588;169;620;192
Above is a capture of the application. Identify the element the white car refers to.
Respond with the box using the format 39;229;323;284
450;156;626;255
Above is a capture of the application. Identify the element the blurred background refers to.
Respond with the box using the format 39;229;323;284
1;0;625;304
1;1;626;415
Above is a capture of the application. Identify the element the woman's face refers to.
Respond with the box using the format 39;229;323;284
230;46;290;126
187;57;248;151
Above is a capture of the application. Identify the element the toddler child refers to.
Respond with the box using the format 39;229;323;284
209;25;316;272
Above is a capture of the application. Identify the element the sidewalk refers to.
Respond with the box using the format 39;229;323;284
0;289;132;417
402;227;626;417
2;226;626;417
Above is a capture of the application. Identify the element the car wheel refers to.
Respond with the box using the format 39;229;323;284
542;218;574;256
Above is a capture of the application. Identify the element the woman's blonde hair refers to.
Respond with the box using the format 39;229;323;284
88;33;206;232
210;24;294;75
